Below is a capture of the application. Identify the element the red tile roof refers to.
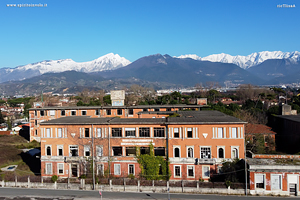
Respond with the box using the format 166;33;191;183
245;124;276;135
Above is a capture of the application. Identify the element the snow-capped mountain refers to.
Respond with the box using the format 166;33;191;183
0;53;131;83
177;51;300;69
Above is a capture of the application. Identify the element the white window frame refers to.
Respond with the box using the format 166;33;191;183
45;145;52;156
114;164;121;175
202;165;210;178
46;128;51;138
217;127;223;138
84;145;91;157
186;146;194;158
255;173;266;190
81;110;87;116
57;145;63;156
57;163;64;175
173;146;181;158
49;110;55;116
200;146;211;159
57;128;62;138
71;110;76;116
231;127;237;138
271;174;282;190
187;165;195;178
217;146;225;159
125;127;136;137
96;128;101;138
174;128;179;138
96;145;103;157
231;146;239;159
174;165;181;178
45;163;52;175
187;128;193;138
97;164;104;176
128;164;135;175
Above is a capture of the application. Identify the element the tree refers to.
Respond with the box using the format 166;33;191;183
0;111;5;124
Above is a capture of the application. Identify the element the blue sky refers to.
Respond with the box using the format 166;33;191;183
0;0;299;68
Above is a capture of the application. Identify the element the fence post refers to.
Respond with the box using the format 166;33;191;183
41;176;43;184
2;179;4;187
109;179;112;191
28;176;30;188
123;178;126;191
152;180;154;192
137;180;140;192
15;175;17;187
197;180;199;190
67;177;70;189
167;181;169;192
181;180;184;193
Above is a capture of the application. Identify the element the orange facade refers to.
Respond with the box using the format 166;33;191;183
38;110;245;181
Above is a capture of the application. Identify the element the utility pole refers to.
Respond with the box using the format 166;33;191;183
92;124;95;190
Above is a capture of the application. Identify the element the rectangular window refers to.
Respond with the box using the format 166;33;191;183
231;128;237;138
255;174;265;189
95;109;100;115
200;147;211;159
174;128;179;138
218;128;223;138
154;147;165;156
117;109;122;115
34;110;37;116
112;128;122;137
46;163;52;175
35;130;37;135
61;110;65;116
40;110;45;116
140;147;150;155
129;164;134;175
84;146;90;157
58;163;64;175
271;174;282;190
71;110;76;116
35;120;37;126
112;147;122;156
83;128;89;137
128;109;134;115
187;166;194;177
96;146;103;157
58;145;63;156
174;166;181;177
154;127;165;137
58;128;62;138
126;147;136;156
139;127;150;137
81;110;87;116
49;110;55;116
97;164;104;176
143;108;148;112
69;145;78;157
106;109;111;115
187;128;193;138
125;128;136;137
154;108;160;112
46;128;51;138
202;166;210;178
114;164;121;175
96;128;101;137
167;108;171;111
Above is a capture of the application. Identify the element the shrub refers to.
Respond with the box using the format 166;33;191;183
51;175;58;183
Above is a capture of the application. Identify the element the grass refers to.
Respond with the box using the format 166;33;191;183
0;135;40;178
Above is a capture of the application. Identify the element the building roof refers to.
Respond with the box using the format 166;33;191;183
40;110;246;125
245;124;276;135
248;158;300;172
275;114;300;123
29;104;205;111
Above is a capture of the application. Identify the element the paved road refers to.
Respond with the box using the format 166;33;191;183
0;187;295;199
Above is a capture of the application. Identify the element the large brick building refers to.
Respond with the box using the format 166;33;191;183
39;110;246;181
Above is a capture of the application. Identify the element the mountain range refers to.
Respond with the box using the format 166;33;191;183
1;51;300;95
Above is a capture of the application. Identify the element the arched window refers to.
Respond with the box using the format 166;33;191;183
232;148;238;158
218;148;224;158
187;147;193;158
174;147;180;157
46;146;51;156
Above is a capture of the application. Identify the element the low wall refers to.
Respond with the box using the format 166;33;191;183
0;179;246;195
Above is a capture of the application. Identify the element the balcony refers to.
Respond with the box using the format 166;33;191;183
196;158;215;165
64;156;87;163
